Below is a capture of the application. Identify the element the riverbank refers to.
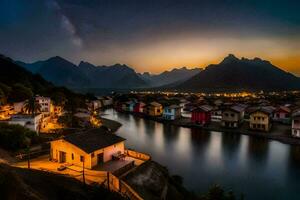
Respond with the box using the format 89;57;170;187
115;110;300;146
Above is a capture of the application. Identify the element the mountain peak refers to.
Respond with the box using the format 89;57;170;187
221;54;239;64
46;56;71;64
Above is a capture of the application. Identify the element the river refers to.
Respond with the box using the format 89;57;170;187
103;109;300;199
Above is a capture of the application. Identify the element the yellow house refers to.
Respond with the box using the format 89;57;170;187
50;128;126;169
249;108;273;132
144;102;163;116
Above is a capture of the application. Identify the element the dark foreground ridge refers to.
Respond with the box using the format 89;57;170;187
0;164;124;200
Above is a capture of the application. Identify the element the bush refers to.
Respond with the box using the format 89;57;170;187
0;123;38;151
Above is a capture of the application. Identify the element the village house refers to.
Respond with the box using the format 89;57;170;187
292;111;300;138
128;101;136;112
50;128;126;169
191;105;213;125
35;96;51;115
0;105;14;120
163;105;182;120
87;100;102;111
221;105;246;128
273;106;291;124
99;96;113;107
114;101;124;112
13;101;26;114
249;107;273;132
133;102;146;113
8;114;42;133
50;104;63;117
211;107;222;122
144;102;163;116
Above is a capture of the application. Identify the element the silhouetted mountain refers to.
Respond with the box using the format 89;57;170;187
17;57;91;88
139;67;202;86
19;58;148;89
78;62;148;88
0;54;52;91
174;54;300;92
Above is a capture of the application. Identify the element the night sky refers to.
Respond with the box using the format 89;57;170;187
1;0;300;74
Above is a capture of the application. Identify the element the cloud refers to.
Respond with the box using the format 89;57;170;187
46;0;82;48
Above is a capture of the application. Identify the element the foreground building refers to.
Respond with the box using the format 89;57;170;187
249;107;273;132
221;105;246;128
50;128;126;169
292;111;300;138
191;105;213;125
163;105;182;120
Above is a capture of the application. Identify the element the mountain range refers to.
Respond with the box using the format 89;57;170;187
173;54;300;92
13;54;300;92
17;57;200;89
138;67;202;87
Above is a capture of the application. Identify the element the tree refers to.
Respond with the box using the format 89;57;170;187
50;91;66;106
0;88;5;105
23;97;41;117
8;84;33;102
64;97;80;127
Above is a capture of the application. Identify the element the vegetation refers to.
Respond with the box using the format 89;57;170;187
23;97;41;116
0;123;39;151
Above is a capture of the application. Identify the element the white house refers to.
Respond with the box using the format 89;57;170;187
35;96;51;115
8;114;42;133
50;128;126;169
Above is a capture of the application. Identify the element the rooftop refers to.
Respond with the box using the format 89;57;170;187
63;127;126;154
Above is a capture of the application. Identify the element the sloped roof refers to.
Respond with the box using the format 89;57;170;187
249;107;273;115
63;127;126;154
150;102;162;107
275;106;291;113
193;105;213;112
165;104;182;109
230;104;247;113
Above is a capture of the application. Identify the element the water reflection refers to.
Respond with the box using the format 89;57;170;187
103;109;300;200
247;137;269;164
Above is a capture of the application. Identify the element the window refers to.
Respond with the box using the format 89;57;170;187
258;117;261;120
262;117;265;121
80;156;84;162
72;153;74;160
225;113;229;117
231;114;234;117
91;153;94;158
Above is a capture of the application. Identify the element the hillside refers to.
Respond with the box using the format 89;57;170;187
17;57;91;88
18;58;148;89
0;164;124;200
139;67;202;87
175;54;300;92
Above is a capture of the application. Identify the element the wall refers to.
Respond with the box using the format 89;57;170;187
90;142;125;167
222;110;239;122
51;140;125;169
50;139;90;168
250;111;270;131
